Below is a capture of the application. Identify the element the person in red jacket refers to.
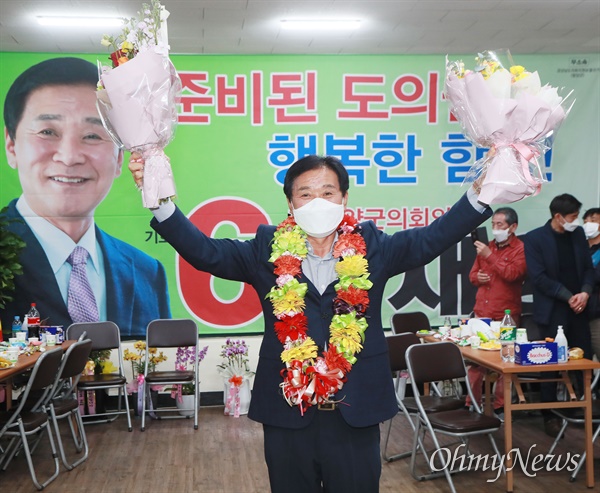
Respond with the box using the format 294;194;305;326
465;207;527;420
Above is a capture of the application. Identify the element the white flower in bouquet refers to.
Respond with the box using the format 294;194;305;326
97;0;181;209
444;50;574;205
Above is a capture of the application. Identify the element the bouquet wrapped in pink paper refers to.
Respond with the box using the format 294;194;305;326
444;50;574;204
97;0;181;208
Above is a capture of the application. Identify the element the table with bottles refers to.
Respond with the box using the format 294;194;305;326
458;344;598;492
0;340;75;410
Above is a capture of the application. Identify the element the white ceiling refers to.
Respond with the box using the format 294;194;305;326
0;0;599;55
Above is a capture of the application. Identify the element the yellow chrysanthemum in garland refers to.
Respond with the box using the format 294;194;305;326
272;289;306;316
335;255;368;277
281;337;318;363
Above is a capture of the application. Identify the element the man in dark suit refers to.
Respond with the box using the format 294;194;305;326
130;153;493;492
1;57;170;337
524;193;594;436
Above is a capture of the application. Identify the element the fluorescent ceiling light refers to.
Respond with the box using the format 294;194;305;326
280;19;361;30
37;16;124;27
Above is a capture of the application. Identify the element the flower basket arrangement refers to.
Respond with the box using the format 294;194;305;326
97;0;181;208
217;339;254;417
444;49;574;205
124;341;167;416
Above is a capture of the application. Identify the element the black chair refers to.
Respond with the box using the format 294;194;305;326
66;322;133;432
390;311;431;334
0;347;63;490
520;313;542;341
382;333;465;462
406;342;503;493
141;319;200;431
44;338;93;470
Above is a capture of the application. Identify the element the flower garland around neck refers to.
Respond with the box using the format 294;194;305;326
266;213;373;415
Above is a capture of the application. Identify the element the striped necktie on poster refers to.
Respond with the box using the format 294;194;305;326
67;246;99;323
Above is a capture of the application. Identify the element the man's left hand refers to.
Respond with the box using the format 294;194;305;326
569;292;589;313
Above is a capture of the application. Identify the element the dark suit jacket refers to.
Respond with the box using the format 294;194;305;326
1;199;171;338
524;220;595;327
152;193;491;429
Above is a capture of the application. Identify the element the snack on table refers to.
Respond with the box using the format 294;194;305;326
0;356;13;368
480;341;501;350
568;347;584;360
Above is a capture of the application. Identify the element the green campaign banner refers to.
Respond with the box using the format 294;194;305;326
1;51;598;336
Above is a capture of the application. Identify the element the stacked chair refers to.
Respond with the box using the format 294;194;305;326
382;333;465;462
43;338;93;470
405;341;503;493
0;347;64;490
546;369;600;482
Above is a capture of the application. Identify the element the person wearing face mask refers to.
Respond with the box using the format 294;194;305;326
129;153;494;493
465;207;526;420
524;193;594;437
583;207;600;374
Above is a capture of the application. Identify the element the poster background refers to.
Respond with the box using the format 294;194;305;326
1;51;598;335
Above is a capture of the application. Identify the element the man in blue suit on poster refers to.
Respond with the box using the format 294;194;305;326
1;57;170;337
130;152;495;493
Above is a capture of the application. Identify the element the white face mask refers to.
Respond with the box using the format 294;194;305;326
583;222;600;239
292;198;345;238
492;228;510;243
562;217;580;232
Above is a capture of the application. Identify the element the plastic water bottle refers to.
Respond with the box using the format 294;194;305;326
27;303;40;339
555;326;568;363
12;316;22;339
500;309;516;363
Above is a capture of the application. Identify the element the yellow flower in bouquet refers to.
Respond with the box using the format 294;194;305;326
510;65;530;82
444;49;573;206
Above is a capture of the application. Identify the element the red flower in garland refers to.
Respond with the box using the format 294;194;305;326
337;285;370;310
274;255;302;277
338;213;358;231
323;345;352;374
277;217;297;231
274;314;308;344
333;232;367;258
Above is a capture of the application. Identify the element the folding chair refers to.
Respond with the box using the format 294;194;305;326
390;311;431;334
406;341;503;493
141;319;199;431
546;370;600;482
0;347;63;490
66;322;133;432
44;338;93;470
382;333;466;462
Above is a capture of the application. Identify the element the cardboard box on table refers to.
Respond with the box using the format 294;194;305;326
514;342;558;365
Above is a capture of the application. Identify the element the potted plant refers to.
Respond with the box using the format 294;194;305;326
170;345;209;416
217;339;254;417
0;206;26;337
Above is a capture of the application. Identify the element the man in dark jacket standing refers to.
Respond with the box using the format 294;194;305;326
524;193;594;437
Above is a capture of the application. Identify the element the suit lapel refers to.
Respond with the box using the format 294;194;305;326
97;227;134;331
7;201;70;322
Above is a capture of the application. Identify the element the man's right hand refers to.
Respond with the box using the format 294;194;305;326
129;151;144;189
